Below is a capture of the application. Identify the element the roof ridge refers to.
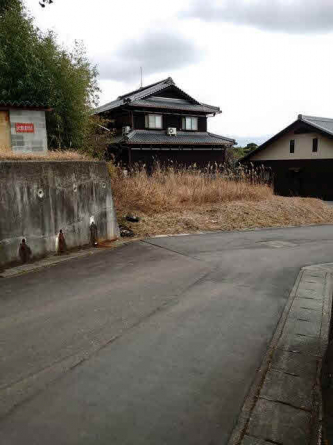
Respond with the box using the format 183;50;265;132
94;77;218;114
118;77;174;100
299;114;333;122
299;114;333;136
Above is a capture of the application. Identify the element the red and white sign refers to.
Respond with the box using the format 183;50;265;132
15;123;35;133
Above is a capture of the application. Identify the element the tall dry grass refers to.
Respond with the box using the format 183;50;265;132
110;163;273;215
0;146;90;161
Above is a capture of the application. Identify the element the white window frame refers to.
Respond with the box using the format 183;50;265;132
145;114;162;129
182;116;198;131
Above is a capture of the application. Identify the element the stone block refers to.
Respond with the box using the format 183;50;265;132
271;348;318;379
302;270;326;279
260;369;313;410
288;306;322;324
291;297;323;313
247;398;311;445
277;330;320;355
296;288;324;300
283;318;321;338
298;279;324;291
301;274;326;285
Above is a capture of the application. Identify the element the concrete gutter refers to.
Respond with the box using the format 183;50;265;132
228;263;333;445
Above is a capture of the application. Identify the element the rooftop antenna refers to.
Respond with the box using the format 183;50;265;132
140;67;143;89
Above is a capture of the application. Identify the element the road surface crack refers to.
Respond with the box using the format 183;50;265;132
142;240;204;262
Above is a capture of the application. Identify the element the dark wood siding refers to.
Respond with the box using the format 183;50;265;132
110;111;131;130
198;117;207;132
133;113;145;130
248;159;333;200
165;114;180;129
130;149;226;168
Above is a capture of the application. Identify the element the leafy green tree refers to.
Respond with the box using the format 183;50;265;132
226;142;259;165
243;143;258;154
84;116;116;159
0;0;20;14
0;0;100;150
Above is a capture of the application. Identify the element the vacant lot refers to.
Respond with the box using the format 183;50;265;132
110;164;333;236
0;147;89;161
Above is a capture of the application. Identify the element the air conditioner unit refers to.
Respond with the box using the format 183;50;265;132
167;127;177;136
122;126;131;135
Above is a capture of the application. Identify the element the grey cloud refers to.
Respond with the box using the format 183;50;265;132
182;0;333;34
97;31;203;82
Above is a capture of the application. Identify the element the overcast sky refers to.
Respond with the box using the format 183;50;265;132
26;0;333;145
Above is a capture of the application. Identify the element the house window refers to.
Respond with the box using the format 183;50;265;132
145;114;162;129
290;140;295;154
312;138;318;153
182;116;198;131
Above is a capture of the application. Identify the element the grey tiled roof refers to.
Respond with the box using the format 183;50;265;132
129;99;220;114
113;130;235;146
94;99;123;114
94;77;221;115
300;114;333;136
0;100;50;109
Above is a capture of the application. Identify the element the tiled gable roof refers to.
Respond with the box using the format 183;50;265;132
94;77;221;115
118;78;175;100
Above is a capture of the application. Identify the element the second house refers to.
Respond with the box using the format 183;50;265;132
94;77;235;167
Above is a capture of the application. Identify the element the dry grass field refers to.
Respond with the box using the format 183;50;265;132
1;149;332;236
110;163;333;237
0;146;89;161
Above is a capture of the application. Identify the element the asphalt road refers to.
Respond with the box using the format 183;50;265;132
1;225;333;445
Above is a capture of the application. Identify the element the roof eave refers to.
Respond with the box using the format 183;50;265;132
300;115;333;137
239;118;301;163
125;142;231;146
0;101;52;112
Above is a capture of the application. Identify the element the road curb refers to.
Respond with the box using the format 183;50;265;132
0;238;138;279
149;223;333;240
228;264;333;445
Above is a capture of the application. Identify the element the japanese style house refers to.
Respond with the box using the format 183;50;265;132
241;114;333;199
94;77;235;167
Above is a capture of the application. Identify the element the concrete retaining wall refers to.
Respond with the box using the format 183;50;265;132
0;161;119;267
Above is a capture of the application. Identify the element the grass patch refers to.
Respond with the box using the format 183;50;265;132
0;146;90;161
110;163;333;237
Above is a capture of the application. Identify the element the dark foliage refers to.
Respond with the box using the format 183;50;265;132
0;0;100;150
